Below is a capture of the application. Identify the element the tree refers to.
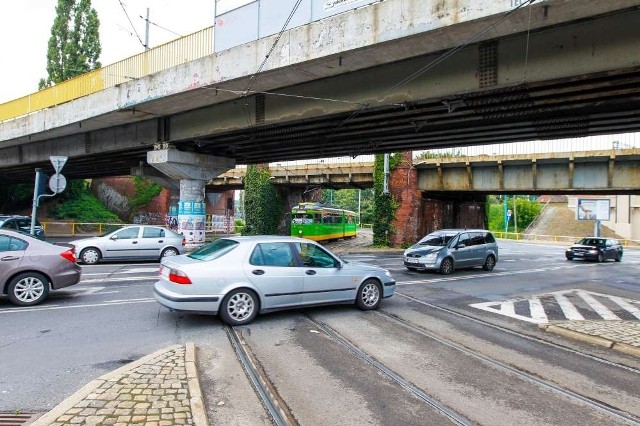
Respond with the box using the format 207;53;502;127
39;0;101;89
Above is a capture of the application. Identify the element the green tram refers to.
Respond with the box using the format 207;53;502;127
290;202;357;242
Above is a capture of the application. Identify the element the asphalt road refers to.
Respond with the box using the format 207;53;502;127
1;240;639;424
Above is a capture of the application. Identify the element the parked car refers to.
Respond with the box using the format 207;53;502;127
154;235;396;325
0;229;81;306
70;225;185;264
565;237;623;262
0;215;45;240
404;229;499;274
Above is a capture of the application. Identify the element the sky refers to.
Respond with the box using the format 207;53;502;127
0;0;239;104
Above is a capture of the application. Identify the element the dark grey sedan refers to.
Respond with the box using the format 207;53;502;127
565;237;623;262
0;229;81;306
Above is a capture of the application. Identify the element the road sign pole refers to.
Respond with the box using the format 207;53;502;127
31;169;42;237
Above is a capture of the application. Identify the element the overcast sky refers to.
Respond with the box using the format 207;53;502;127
0;0;233;104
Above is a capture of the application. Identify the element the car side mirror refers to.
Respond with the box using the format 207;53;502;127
110;235;118;240
456;243;466;249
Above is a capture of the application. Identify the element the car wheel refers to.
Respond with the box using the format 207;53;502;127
406;266;417;271
482;255;496;271
161;247;179;258
220;289;259;326
439;257;454;275
356;279;382;310
566;256;573;261
615;252;623;262
7;272;50;306
597;252;604;263
80;247;101;265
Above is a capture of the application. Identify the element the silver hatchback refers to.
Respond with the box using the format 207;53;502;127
71;225;185;264
154;235;396;325
404;229;498;274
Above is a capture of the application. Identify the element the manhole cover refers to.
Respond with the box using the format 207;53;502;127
0;412;42;426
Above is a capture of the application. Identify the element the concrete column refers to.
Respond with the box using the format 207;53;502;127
147;148;236;247
178;179;207;247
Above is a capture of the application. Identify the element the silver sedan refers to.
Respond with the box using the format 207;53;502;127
71;225;185;264
154;235;396;325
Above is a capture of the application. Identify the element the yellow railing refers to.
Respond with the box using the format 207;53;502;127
0;26;214;122
493;231;639;247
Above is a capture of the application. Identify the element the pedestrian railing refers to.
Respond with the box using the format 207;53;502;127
494;231;640;247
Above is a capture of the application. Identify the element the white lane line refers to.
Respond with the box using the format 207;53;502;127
528;297;548;323
575;290;621;320
0;298;156;314
80;276;157;283
554;293;585;321
82;268;159;276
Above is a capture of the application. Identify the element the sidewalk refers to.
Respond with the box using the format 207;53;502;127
30;344;207;426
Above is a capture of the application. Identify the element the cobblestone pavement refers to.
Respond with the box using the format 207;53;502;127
31;344;207;426
540;320;640;357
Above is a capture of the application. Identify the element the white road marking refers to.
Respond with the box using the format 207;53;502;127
0;298;156;314
470;289;639;324
80;276;157;283
607;295;640;320
575;290;621;320
529;297;548;323
554;293;585;321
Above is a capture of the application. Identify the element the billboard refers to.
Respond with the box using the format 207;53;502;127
576;198;610;221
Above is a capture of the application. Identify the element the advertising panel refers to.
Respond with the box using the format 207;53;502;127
576;198;610;221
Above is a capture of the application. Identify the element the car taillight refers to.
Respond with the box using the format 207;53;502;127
181;237;186;247
60;249;76;263
169;269;192;285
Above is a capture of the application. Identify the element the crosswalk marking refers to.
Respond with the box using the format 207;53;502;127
470;289;640;324
529;297;547;323
555;293;584;321
575;290;620;320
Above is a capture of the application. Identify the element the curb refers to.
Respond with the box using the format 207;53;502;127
539;324;640;358
186;342;209;426
30;343;209;426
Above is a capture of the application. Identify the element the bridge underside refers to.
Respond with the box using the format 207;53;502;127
2;4;640;183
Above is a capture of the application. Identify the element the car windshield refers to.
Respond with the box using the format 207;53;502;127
417;233;456;246
188;238;239;261
577;238;604;246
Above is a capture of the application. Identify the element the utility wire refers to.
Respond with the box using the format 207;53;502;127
139;15;182;38
243;0;303;96
208;87;365;106
117;0;145;49
387;0;538;93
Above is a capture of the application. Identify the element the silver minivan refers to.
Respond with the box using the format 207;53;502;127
403;229;498;274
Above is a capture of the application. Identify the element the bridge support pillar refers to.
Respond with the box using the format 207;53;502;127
147;148;236;247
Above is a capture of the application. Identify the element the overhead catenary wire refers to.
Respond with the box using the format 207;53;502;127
139;15;182;38
243;0;304;96
117;0;145;49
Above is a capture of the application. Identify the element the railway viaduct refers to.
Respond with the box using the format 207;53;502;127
1;0;639;244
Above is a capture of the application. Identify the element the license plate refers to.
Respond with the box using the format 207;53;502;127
575;253;583;257
406;258;420;263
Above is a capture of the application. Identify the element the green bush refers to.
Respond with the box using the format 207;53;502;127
53;192;122;223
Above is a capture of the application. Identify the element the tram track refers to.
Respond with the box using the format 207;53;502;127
395;291;640;374
373;308;640;425
225;305;640;425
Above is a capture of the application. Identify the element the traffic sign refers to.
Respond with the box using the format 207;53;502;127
50;156;68;174
49;173;67;194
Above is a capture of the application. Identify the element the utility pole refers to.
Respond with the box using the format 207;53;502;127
144;8;150;50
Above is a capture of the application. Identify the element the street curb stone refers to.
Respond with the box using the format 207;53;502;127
30;343;208;426
539;322;640;358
